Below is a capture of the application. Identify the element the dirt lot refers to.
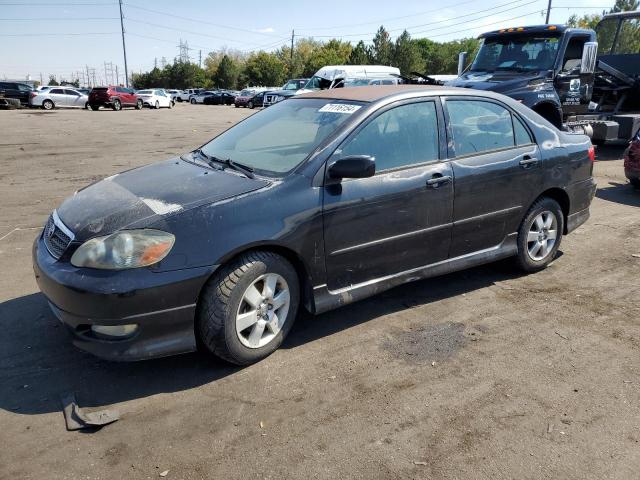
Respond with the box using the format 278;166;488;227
1;103;639;480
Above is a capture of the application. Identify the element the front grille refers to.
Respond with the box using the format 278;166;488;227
43;213;73;259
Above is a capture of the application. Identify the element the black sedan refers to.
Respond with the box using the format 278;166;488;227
203;92;235;105
33;86;596;364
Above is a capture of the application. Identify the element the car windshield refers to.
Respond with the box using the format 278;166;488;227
344;78;371;87
303;76;333;90
282;81;299;91
200;98;363;176
240;89;254;96
471;33;561;72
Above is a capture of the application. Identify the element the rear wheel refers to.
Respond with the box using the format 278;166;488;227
112;99;121;111
515;197;564;273
177;97;183;102
168;100;173;109
630;178;640;188
196;251;300;365
42;99;54;110
90;104;100;111
85;102;90;110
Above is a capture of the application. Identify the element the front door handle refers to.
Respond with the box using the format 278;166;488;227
426;175;452;188
519;156;539;167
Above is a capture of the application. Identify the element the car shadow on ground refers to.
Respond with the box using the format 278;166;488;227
596;181;640;207
595;144;627;161
0;259;527;417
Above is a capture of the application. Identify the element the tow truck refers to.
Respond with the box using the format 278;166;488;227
449;11;640;143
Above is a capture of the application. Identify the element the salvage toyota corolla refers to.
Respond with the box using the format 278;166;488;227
33;85;596;364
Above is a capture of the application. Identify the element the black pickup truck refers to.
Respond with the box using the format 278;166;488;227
0;81;34;106
449;12;640;143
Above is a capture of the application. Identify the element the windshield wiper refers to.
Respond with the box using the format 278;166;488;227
222;158;255;179
193;149;255;179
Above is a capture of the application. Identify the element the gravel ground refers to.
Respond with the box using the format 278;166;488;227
0;103;638;480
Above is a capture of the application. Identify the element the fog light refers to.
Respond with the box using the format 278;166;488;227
91;324;138;338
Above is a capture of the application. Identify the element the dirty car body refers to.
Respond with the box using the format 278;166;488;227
33;85;596;362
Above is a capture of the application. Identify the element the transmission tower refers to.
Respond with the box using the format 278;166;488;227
178;39;190;63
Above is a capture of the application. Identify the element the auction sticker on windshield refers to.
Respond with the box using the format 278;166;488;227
318;104;362;114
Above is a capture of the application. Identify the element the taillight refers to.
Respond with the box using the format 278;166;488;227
30;91;37;98
588;145;596;162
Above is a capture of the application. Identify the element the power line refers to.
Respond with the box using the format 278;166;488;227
301;0;541;38
425;8;549;38
124;3;284;39
0;32;118;36
0;17;118;20
0;2;113;4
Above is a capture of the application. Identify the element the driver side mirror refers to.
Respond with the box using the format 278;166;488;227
328;155;375;179
580;42;598;75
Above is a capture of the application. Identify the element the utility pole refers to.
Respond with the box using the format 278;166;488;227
86;65;91;87
545;0;552;23
199;50;202;68
290;30;295;68
118;0;129;87
115;65;119;85
39;72;43;85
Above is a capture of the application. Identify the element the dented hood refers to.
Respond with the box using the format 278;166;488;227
57;158;269;241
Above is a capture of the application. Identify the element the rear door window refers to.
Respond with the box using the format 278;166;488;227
446;99;517;156
340;101;440;172
514;115;533;145
50;88;64;94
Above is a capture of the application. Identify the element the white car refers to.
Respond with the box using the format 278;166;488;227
190;90;217;104
177;88;202;102
135;89;173;109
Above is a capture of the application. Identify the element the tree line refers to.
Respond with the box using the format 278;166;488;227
132;26;480;90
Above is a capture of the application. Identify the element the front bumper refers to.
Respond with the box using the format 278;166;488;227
32;235;216;361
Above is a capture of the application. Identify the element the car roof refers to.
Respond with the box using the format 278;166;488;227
296;85;505;103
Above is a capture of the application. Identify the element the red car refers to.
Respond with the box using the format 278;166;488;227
234;89;259;108
88;86;142;111
624;129;640;188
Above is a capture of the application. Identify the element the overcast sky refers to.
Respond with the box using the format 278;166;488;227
0;0;612;83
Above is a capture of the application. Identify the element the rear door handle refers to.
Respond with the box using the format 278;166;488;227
426;175;452;188
519;156;539;167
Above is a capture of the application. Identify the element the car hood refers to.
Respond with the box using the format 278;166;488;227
447;70;547;95
57;158;269;241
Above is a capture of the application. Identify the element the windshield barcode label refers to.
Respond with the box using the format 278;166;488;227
319;104;362;114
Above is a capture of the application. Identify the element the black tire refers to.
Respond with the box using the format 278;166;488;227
90;104;100;111
630;178;640;189
42;99;54;110
196;251;300;365
515;197;564;273
177;97;183;102
112;99;121;111
248;101;254;109
235;104;239;108
154;100;160;109
135;99;143;110
190;98;196;105
169;100;173;109
85;102;90;110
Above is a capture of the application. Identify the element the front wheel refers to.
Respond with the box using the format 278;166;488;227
135;99;143;110
42;99;54;110
90;105;100;111
85;102;90;110
248;101;254;109
177;97;183;102
190;98;196;104
168;100;173;109
154;100;160;109
515;197;564;273
112;99;121;111
197;251;300;365
630;178;640;189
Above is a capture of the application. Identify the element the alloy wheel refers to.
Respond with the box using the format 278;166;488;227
235;273;291;349
527;211;558;261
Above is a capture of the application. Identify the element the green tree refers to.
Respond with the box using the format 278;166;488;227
372;26;393;65
611;0;639;11
244;52;287;86
47;75;59;86
306;39;352;73
214;55;240;89
348;40;372;65
393;31;424;75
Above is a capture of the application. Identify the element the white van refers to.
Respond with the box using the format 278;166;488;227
298;65;401;93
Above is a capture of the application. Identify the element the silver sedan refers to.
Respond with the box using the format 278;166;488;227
29;88;89;110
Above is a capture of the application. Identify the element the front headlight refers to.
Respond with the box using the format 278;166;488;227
71;229;175;270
